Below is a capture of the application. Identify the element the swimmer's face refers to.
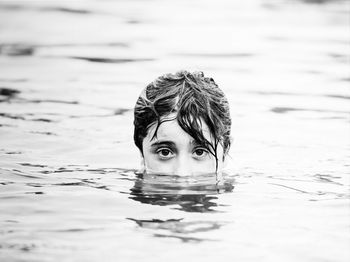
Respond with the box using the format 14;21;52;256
142;115;225;176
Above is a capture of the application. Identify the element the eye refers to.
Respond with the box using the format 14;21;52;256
156;148;174;160
193;148;208;159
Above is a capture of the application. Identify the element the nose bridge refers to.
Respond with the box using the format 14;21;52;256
175;151;192;176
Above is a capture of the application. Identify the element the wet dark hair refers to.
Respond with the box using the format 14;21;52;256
133;70;231;164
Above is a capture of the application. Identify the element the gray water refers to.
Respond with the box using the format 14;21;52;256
0;0;349;261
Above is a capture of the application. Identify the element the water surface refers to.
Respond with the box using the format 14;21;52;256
0;0;349;261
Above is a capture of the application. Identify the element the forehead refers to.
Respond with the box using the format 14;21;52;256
146;115;212;144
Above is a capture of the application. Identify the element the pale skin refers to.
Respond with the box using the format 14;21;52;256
141;114;225;176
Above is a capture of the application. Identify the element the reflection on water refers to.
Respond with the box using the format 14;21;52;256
127;173;233;242
129;173;234;212
127;218;224;243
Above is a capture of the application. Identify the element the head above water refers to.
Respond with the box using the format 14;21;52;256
133;70;231;175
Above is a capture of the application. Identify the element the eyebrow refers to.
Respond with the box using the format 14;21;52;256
150;141;176;149
190;140;205;147
150;140;206;148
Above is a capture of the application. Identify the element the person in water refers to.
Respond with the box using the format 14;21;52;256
133;70;231;176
